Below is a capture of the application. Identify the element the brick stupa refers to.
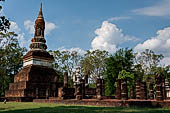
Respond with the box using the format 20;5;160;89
5;4;59;102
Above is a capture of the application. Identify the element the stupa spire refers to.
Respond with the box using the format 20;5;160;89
38;3;43;19
29;3;47;51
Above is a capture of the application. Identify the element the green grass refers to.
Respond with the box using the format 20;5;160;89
0;102;170;113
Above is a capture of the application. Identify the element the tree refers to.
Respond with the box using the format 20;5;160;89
0;0;22;96
105;48;134;96
0;0;10;35
80;49;109;82
0;32;26;96
156;66;170;82
134;49;164;82
118;70;134;80
49;50;83;87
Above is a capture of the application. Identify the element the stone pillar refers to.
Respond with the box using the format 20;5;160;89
115;79;121;99
140;82;147;99
156;84;163;101
162;77;166;99
136;80;141;99
155;74;163;101
130;85;135;99
75;83;82;100
149;83;154;99
101;79;105;96
80;79;85;99
165;79;170;99
96;79;102;100
121;79;128;100
64;72;68;88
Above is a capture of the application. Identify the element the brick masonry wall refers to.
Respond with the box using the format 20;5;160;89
33;99;170;108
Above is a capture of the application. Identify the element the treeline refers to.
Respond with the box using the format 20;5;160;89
50;48;170;96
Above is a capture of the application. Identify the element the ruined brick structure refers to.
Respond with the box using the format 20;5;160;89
130;85;135;99
155;74;164;101
96;79;103;100
115;79;121;99
121;79;128;100
140;82;147;99
5;4;59;101
136;80;141;99
149;83;154;99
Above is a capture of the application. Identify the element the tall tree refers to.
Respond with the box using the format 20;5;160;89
0;32;26;96
80;49;109;82
105;48;134;96
49;50;83;86
134;49;164;82
0;0;26;96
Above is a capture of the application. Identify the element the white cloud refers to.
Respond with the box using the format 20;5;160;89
10;21;27;47
45;22;57;35
24;20;34;35
24;20;57;35
91;21;138;53
10;21;21;33
134;27;170;66
132;0;170;16
108;16;131;21
58;47;86;56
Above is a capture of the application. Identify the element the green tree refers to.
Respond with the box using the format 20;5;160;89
80;49;109;82
118;70;134;80
0;0;23;96
134;49;164;82
105;48;134;96
156;66;170;82
0;32;26;96
49;50;83;87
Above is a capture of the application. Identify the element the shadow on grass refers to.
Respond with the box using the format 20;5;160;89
1;106;170;113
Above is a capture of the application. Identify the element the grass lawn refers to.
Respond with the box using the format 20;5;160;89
0;102;170;113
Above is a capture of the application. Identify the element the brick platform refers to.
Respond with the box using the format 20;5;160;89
33;99;170;107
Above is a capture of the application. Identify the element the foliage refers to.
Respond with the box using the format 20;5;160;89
156;66;170;82
0;0;10;34
105;48;134;96
0;32;26;96
118;70;134;80
50;50;82;75
134;49;164;82
0;1;26;96
80;49;109;82
49;50;83;87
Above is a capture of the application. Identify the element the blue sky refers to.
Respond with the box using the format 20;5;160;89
2;0;170;65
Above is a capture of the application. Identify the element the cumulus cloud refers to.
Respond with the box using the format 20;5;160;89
58;47;86;56
10;21;27;47
91;21;138;53
45;22;57;35
132;0;170;16
10;21;21;33
24;20;34;35
108;16;131;21
24;20;57;35
134;27;170;66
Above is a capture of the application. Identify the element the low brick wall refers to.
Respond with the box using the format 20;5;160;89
6;97;33;102
33;99;170;108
